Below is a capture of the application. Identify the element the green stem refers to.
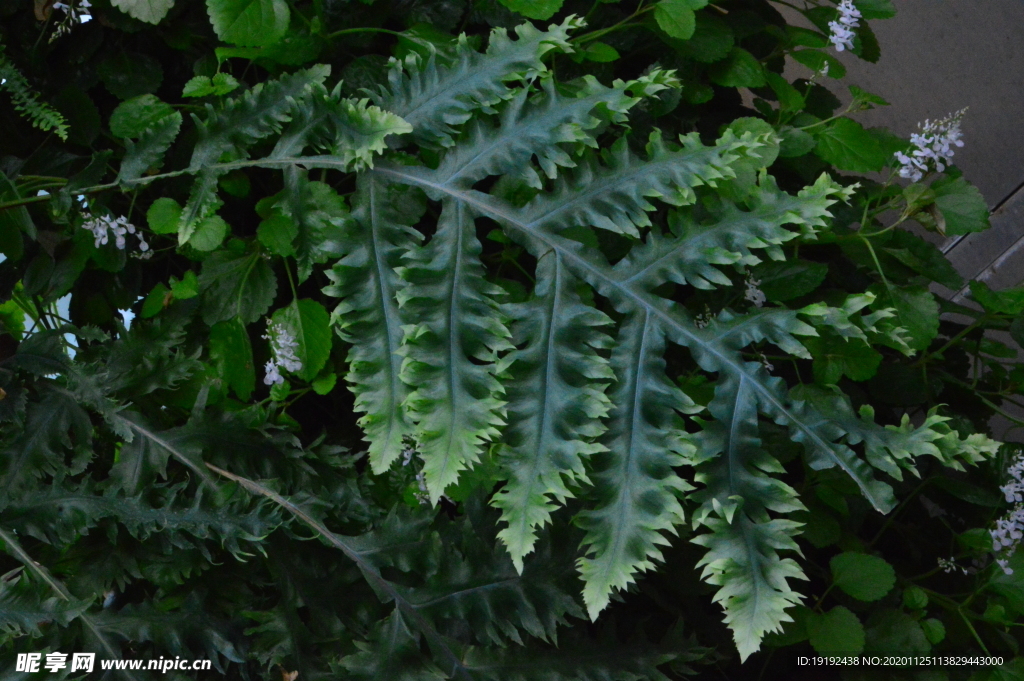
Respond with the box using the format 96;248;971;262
919;316;989;366
867;477;932;548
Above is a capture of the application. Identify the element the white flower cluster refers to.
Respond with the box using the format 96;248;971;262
992;453;1024;574
81;215;150;255
51;0;92;39
262;322;303;386
828;0;861;52
894;109;967;183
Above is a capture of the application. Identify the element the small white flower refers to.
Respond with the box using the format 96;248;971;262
895;109;966;182
828;0;861;52
992;450;1024;574
81;214;148;253
262;321;303;386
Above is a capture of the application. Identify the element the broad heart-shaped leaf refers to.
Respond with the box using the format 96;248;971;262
707;48;766;88
110;0;174;22
575;311;696;618
497;0;564;20
813;117;888;172
932;176;990;236
807;606;865;656
397;199;512;503
493;254;615;572
324;175;424;473
209;318;255;400
198;239;278;326
374;17;580;147
206;0;289;47
271;299;331;383
830;552;895;601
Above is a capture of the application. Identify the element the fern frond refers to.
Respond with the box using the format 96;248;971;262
374;17;582;147
0;46;68;140
689;369;807;660
324;175;424;473
268;82;411;169
426;75;644;190
117;111;182;186
3;481;283;557
189;65;331;171
0;570;89;639
575;311;697;618
515;131;751;238
0;388;91;505
612;172;841;291
493;253;614;572
396;199;513;502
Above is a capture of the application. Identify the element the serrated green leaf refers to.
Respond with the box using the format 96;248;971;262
831;552;895;601
932;176;990;236
869;284;938;353
147;197;183;235
117;111;182;185
582;42;620;63
109;94;175;139
497;0;564;20
804;333;882;384
655;0;706;40
921;618;945;644
189;215;229;252
257;214;297;256
708;48;766;88
311;372;336;395
813;118;887;172
206;0;289;47
198;240;278;326
110;0;174;23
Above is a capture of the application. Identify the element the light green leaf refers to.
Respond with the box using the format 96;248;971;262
257;214;297;256
921;618;945;645
778;126;816;158
109;95;175;139
813;118;887;172
311;372;337;395
110;0;174;23
853;0;896;20
831;552;895;601
183;72;241;98
903;586;928;610
497;0;564;20
147;197;183;235
141;283;170;318
932;176;990;236
210;318;256;400
272;299;332;382
170;271;199;300
970;281;1024;316
681;13;733;63
189;215;229;252
655;0;707;40
205;0;289;47
708;48;766;88
790;49;846;79
807;606;864;656
582;42;620;63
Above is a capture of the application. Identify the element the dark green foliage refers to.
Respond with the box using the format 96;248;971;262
0;0;1020;678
